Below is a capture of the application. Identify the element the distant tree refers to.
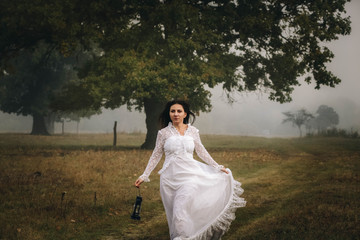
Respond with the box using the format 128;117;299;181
54;109;100;134
0;42;70;134
305;117;317;135
315;105;339;132
282;109;314;137
0;42;98;135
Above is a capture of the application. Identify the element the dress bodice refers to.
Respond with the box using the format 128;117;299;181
139;122;223;182
164;135;194;157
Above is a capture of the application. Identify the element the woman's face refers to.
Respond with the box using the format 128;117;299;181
169;104;187;125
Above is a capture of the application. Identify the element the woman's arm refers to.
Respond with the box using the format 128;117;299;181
193;128;228;173
135;131;165;187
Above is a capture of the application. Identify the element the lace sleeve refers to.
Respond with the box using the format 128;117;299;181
193;128;224;170
138;131;165;182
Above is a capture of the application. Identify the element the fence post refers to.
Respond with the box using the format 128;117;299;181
113;121;117;146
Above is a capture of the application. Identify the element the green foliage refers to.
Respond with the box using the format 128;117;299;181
0;40;101;134
0;0;352;107
64;0;352;112
0;42;69;116
0;0;125;62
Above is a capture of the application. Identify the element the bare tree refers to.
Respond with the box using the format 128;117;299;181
282;109;314;137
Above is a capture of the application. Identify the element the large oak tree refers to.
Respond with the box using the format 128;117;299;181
76;0;350;148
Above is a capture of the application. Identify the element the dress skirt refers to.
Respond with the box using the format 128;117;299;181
159;154;246;240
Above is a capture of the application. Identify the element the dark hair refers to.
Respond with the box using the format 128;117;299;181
159;100;196;128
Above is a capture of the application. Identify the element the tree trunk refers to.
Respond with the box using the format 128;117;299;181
45;113;55;134
297;125;302;137
61;120;65;135
76;120;80;134
141;99;165;149
31;113;50;135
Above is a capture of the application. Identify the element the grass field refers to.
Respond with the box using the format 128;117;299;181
0;133;359;240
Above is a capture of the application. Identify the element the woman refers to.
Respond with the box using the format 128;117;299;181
135;100;246;240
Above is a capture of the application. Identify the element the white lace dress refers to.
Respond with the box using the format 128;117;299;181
139;123;246;240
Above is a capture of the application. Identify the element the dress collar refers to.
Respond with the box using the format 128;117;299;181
168;122;191;127
168;122;190;135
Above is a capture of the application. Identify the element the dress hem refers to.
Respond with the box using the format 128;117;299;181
174;170;246;240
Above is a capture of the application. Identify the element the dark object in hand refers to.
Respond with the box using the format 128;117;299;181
131;195;142;220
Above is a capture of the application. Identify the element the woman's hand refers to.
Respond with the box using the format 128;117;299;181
135;178;144;188
220;168;229;174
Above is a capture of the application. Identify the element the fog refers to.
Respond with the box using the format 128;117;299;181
1;1;359;137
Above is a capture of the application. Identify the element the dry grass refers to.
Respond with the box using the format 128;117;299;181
0;134;359;239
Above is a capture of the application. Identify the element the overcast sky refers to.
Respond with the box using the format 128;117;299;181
195;0;360;136
1;1;359;137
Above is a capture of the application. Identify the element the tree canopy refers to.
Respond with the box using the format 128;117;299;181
76;0;352;104
0;42;73;134
316;105;339;129
0;0;352;146
79;0;351;147
307;105;340;133
0;41;99;134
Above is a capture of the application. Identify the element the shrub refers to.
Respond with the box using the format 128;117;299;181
307;127;359;138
